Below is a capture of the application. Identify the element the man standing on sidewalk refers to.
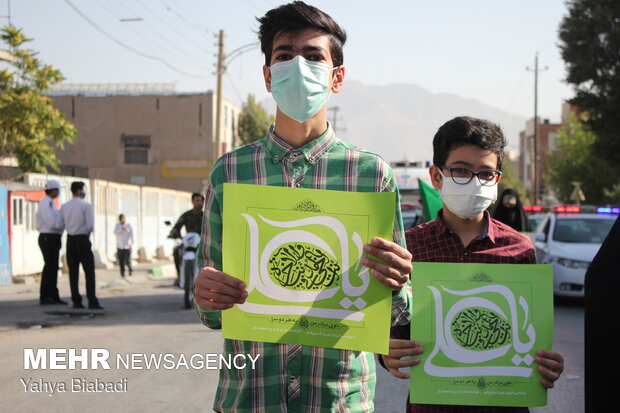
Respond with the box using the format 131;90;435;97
57;181;103;310
36;179;67;305
114;213;133;278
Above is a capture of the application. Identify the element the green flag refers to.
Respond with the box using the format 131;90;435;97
418;179;442;222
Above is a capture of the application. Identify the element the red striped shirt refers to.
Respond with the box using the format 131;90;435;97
396;210;535;413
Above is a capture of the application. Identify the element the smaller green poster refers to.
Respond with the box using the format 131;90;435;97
222;183;396;354
410;263;553;407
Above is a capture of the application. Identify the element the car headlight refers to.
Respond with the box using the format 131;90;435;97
553;256;590;269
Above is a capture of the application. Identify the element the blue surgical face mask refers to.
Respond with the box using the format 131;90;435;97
80;191;87;199
270;55;335;123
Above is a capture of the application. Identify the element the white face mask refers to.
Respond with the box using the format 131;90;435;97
439;170;498;219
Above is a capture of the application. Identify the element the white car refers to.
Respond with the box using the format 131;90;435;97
532;212;616;297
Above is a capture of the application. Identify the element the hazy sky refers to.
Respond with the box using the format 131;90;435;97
2;0;573;122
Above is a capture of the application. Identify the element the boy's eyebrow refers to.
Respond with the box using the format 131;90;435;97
449;160;498;170
272;44;328;54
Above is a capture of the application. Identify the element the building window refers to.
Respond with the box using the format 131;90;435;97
125;150;148;164
12;198;23;226
121;135;150;164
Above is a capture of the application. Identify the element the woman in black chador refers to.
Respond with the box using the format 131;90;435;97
492;188;530;231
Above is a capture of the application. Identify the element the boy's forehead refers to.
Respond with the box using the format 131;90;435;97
445;144;499;169
271;28;331;52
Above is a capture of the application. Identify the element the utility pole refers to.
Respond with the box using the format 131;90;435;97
214;29;225;160
526;52;548;205
327;106;345;134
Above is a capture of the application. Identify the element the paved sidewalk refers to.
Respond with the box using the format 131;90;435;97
0;260;225;413
0;261;177;331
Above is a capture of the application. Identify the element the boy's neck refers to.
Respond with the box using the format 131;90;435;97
442;208;487;248
273;107;329;148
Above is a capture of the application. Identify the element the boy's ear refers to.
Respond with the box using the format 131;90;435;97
330;65;346;94
429;165;443;191
263;65;271;92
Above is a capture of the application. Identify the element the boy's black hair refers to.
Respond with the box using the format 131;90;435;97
70;181;85;195
191;192;205;201
433;116;507;170
257;1;347;67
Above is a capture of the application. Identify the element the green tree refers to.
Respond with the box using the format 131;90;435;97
547;113;615;205
0;26;76;173
238;94;274;145
558;0;620;172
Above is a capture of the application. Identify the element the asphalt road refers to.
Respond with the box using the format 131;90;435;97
1;268;584;412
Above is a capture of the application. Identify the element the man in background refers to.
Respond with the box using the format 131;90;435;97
36;179;66;305
57;181;102;310
114;213;133;278
168;192;204;286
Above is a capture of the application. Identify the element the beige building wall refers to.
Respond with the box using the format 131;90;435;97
51;90;239;193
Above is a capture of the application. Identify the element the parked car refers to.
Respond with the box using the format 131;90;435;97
532;211;616;297
528;213;546;233
401;202;422;230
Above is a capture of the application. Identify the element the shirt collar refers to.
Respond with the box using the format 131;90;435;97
265;123;335;164
434;209;496;244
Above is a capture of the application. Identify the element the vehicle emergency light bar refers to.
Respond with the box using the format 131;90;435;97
552;206;581;213
523;205;542;212
596;207;620;214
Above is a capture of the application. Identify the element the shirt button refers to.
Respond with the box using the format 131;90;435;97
289;376;296;382
463;252;468;256
274;155;279;161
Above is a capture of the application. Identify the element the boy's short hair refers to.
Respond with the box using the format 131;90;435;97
192;192;205;201
257;1;347;67
70;181;85;195
433;116;507;170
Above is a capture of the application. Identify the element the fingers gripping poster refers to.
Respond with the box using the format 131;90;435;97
222;183;396;354
410;263;553;407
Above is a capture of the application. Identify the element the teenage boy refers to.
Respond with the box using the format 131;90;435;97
194;2;412;411
380;116;564;413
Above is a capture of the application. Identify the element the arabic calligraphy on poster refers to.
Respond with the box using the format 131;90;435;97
410;263;553;407
222;183;396;354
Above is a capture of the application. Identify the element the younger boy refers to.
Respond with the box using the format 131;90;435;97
381;116;564;413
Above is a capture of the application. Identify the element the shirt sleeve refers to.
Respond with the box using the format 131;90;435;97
381;163;412;327
55;206;65;232
172;213;186;235
85;203;94;234
114;223;122;236
195;158;225;330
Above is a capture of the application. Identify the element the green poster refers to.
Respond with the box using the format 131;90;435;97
222;183;396;354
410;262;553;407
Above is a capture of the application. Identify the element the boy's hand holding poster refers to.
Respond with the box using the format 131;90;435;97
410;262;553;407
222;183;397;354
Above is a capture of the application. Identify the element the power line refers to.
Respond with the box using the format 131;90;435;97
167;0;212;35
102;0;209;69
64;0;207;79
135;0;211;52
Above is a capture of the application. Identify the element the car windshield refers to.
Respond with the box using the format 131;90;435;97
403;215;417;230
553;218;615;243
529;217;543;232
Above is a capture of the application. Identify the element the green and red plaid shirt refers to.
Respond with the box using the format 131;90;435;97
197;124;411;412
